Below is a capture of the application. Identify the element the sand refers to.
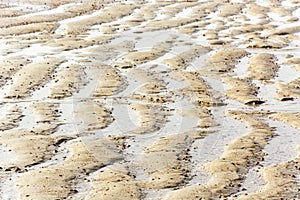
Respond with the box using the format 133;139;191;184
0;0;299;199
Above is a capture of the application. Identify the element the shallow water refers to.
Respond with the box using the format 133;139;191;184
0;0;299;199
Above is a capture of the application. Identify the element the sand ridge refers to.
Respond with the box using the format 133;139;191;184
0;0;299;199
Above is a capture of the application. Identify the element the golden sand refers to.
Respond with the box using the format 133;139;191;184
0;0;299;199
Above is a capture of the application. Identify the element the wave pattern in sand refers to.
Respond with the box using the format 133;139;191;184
0;0;300;199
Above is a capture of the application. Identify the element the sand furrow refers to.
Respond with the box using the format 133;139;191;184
208;49;249;73
164;110;276;199
129;104;169;134
0;13;70;29
0;130;69;168
45;35;113;51
144;18;198;31
0;106;23;131
123;4;158;27
0;57;31;87
161;45;211;70
128;68;169;103
87;166;140;200
93;65;127;97
159;2;199;18
245;3;270;18
270;112;300;130
0;8;24;18
138;131;205;189
182;107;215;129
73;101;114;132
20;0;110;32
114;41;172;69
203;110;276;197
15;139;121;199
49;64;86;99
237;147;300;199
0;0;299;199
223;77;264;105
65;4;138;35
5;57;64;98
28;102;61;134
0;101;71;168
284;57;300;72
190;2;219;18
247;53;279;82
0;22;58;36
172;71;222;107
6;0;73;8
275;78;300;101
218;2;244;17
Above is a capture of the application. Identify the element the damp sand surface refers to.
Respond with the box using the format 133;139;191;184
0;0;300;199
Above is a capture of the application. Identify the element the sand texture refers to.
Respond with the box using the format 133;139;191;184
0;0;300;199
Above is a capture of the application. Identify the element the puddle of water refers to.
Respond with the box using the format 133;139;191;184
263;119;300;166
235;116;300;197
202;76;225;94
196;113;248;160
236;166;263;196
0;145;18;166
17;102;38;130
0;79;13;100
187;55;209;71
267;12;285;25
134;30;175;50
243;12;264;25
144;188;173;200
175;6;194;18
234;56;250;78
0;173;18;200
253;80;276;102
19;43;57;57
165;75;186;91
275;65;299;83
101;103;140;135
29;79;54;101
154;10;169;21
263;98;300;113
71;174;92;199
255;0;271;7
162;98;198;134
0;104;13;117
54;101;78;136
189;109;248;185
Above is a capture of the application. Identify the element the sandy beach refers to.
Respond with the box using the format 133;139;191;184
0;0;299;199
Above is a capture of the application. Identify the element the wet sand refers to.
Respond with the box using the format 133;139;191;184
0;0;300;199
